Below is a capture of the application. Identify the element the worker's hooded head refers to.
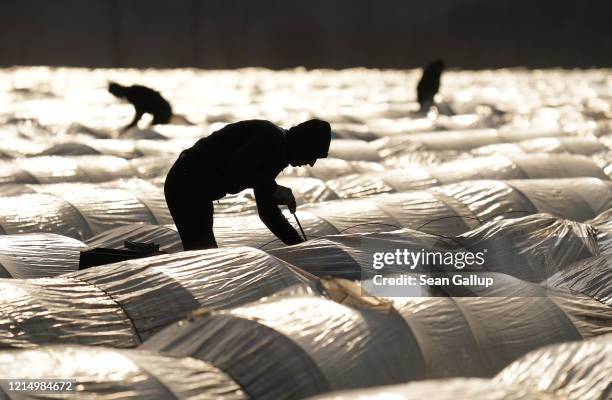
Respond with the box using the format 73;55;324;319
108;82;126;98
287;119;331;167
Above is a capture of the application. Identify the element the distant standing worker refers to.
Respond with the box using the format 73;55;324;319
108;82;173;133
417;59;445;113
164;119;332;250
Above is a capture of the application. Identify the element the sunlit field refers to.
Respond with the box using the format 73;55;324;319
0;67;611;399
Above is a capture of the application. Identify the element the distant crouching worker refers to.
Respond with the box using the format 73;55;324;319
164;119;332;250
416;59;445;113
108;82;173;133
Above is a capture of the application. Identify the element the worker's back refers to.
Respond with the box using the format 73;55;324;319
123;85;172;118
181;119;288;197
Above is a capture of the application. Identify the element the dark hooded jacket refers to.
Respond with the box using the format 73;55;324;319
120;85;172;123
177;119;301;244
180;119;288;199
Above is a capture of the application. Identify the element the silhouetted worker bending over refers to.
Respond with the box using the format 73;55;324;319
108;82;173;133
164;119;332;250
417;59;445;113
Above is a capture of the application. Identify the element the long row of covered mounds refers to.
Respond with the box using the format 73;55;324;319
1;265;609;398
0;345;248;400
0;179;172;240
139;274;611;399
0;155;141;184
325;153;610;198
0;247;313;348
1;243;610;351
5;334;604;400
3;132;608;182
308;334;612;400
0;293;609;400
271;212;612;283
0;233;87;279
190;153;612;215
79;177;612;257
1;143;608;190
210;178;612;249
375;132;612;167
2;205;610;284
1;67;611;398
0;172;608;241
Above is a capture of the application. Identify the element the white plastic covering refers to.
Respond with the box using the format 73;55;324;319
143;293;424;399
269;229;456;280
0;247;311;348
0;233;86;279
0;155;141;184
216;178;612;249
1;67;611;398
142;280;611;399
85;224;182;253
495;334;612;400
0;183;171;240
149;154;609;216
327;154;609;198
376;128;567;156
309;334;611;400
2;210;609;282
283;158;385;181
0;345;247;400
77;178;612;252
546;255;612;306
328;139;381;161
307;379;552;400
472;136;610;157
270;212;610;283
456;213;606;282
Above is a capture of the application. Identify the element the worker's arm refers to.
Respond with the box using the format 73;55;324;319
122;109;144;133
255;186;303;245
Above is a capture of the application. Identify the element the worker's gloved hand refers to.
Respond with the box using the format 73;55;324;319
272;185;297;213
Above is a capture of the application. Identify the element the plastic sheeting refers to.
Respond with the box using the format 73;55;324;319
85;224;182;253
375;128;567;156
0;149;607;242
142;279;611;400
3;210;609;282
328;139;381;161
0;155;141;184
0;247;311;348
472;136;610;157
283;158;385;181
457;213;605;282
326;154;609;198
214;176;339;216
307;379;553;400
0;183;171;240
270;212;610;283
269;229;456;280
546;255;612;306
143;293;424;399
309;334;612;400
0;178;170;221
380;136;611;168
495;334;612;400
0;345;247;400
216;178;612;249
78;178;612;251
0;233;86;279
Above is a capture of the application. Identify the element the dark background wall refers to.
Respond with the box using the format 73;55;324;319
1;0;610;69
